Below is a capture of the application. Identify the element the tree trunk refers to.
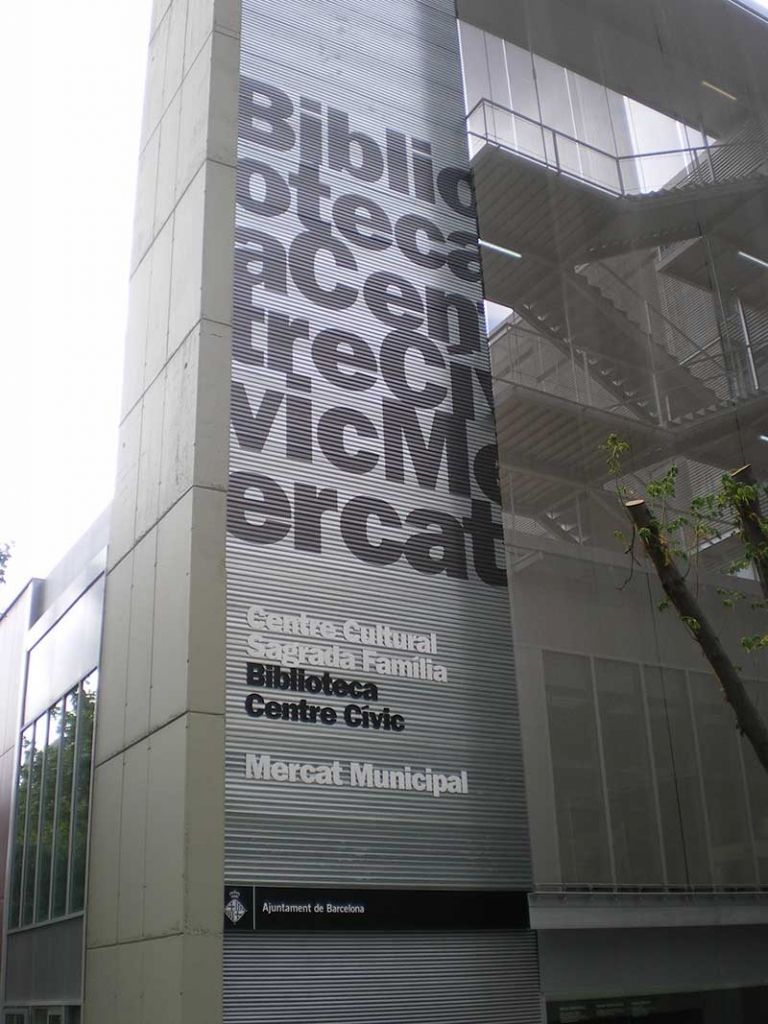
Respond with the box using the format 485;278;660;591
729;465;768;602
626;498;768;774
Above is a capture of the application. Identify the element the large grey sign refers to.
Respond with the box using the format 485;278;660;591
226;0;532;893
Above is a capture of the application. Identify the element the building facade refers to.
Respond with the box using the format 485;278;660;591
2;1;768;1022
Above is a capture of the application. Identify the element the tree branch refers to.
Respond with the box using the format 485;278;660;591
729;465;768;602
626;498;768;774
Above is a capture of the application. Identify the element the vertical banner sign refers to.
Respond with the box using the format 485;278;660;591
226;0;533;924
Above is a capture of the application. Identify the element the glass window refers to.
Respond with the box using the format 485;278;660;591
10;726;33;929
21;720;44;926
595;658;662;885
544;650;612;883
0;1012;77;1024
9;673;97;929
35;702;63;922
645;665;711;886
51;688;78;917
743;678;768;884
468;0;768;894
691;671;755;886
69;673;96;912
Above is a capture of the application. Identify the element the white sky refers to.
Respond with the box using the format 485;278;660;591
1;0;154;602
2;0;767;607
739;0;768;15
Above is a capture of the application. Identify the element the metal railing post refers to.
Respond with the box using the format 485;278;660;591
463;99;732;199
737;297;760;392
703;134;715;183
645;300;666;426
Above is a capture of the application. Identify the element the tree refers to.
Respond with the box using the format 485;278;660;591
0;541;9;585
602;434;768;774
9;682;95;927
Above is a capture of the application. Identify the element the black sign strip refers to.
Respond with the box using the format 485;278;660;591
224;884;530;930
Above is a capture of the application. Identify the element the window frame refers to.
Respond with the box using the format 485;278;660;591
7;672;98;932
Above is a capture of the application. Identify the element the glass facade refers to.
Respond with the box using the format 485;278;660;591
3;1012;81;1024
8;674;97;929
543;652;768;886
460;0;768;890
547;984;768;1023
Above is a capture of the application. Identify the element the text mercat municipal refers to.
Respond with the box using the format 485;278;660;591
246;753;469;798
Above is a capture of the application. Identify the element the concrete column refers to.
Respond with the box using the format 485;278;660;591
83;0;239;1020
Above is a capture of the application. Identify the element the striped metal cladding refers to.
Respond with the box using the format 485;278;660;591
223;931;542;1023
227;0;532;891
225;0;543;1018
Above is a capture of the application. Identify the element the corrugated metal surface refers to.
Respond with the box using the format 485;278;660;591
223;931;542;1023
5;917;83;1003
224;0;542;1017
226;0;533;890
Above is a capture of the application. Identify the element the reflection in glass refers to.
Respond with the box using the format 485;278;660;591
21;720;44;925
10;725;33;928
595;658;661;885
742;678;768;884
645;666;711;886
35;702;63;921
692;671;755;886
9;672;98;929
465;0;768;893
69;673;97;912
544;651;611;883
51;688;78;918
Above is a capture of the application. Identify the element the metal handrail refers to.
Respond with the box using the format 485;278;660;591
490;319;662;417
466;97;752;197
467;96;731;164
582;259;727;374
466;97;623;178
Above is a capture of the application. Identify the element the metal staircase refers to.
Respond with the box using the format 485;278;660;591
469;98;768;265
584;172;768;261
483;254;723;424
472;96;768;546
